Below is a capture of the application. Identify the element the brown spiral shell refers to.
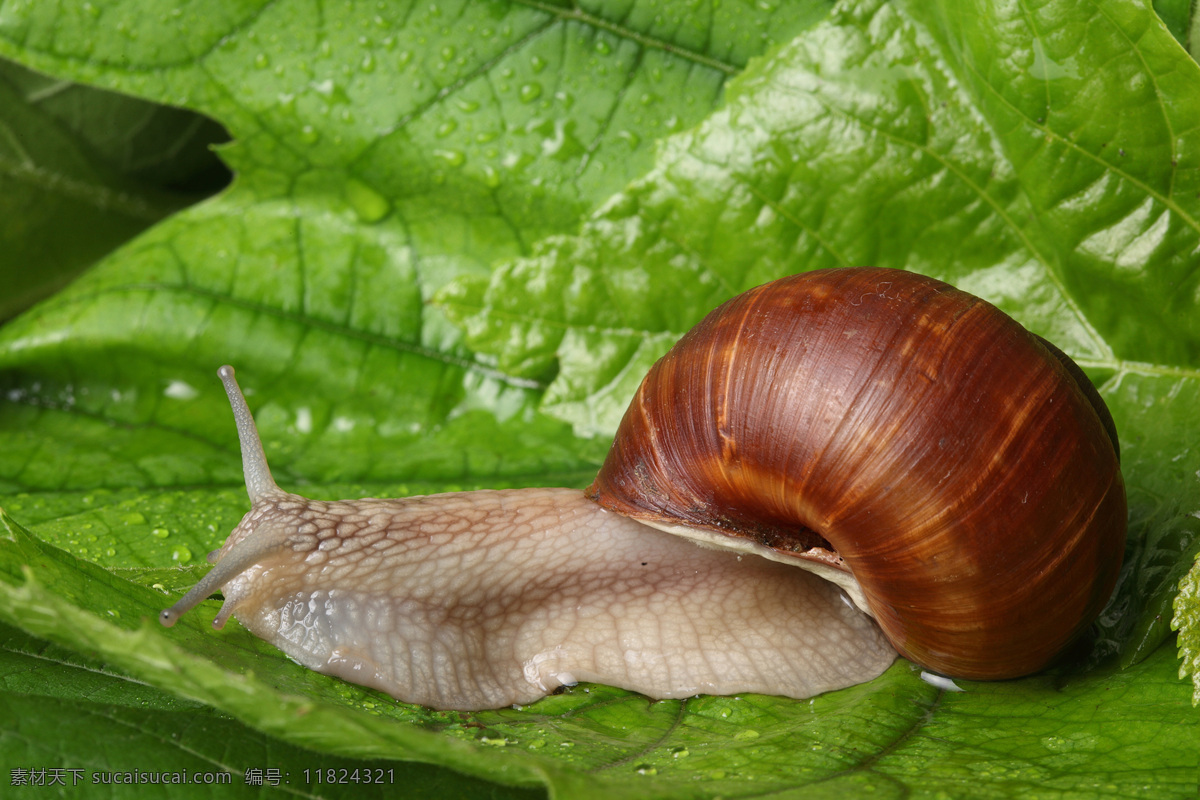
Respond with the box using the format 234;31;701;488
588;268;1126;680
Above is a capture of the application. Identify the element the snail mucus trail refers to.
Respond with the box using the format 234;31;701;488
159;267;1126;711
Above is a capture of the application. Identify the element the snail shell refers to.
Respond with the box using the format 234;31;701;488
589;268;1126;680
159;267;1126;707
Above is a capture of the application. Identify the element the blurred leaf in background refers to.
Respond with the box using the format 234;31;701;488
0;56;230;321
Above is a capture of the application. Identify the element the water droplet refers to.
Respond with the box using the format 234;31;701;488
107;609;121;618
254;53;270;69
595;39;612;55
436;119;458;137
360;53;376;73
475;130;498;144
483;166;501;188
104;547;117;557
171;545;193;564
311;79;350;105
671;747;689;758
455;98;480;113
441;45;456;61
479;736;511;747
151;528;170;539
299;125;320;144
634;765;657;776
519;83;543;103
618;130;641;149
344;179;392;223
433;149;465;167
121;512;146;525
541;119;585;161
530;55;546;73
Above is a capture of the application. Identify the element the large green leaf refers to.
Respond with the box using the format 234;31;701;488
0;0;1197;798
441;0;1200;670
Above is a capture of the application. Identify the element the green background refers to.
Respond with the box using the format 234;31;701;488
0;0;1197;797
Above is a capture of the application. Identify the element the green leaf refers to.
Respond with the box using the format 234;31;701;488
1175;554;1200;704
1;509;1196;798
440;0;1200;668
0;0;1198;797
0;57;227;322
0;621;542;799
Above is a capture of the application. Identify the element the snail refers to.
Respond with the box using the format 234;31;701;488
159;267;1127;711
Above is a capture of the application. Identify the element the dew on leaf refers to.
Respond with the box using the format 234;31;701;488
634;765;657;776
437;120;458;137
151;528;170;539
104;547;116;557
434;149;466;167
345;178;391;221
171;546;194;564
479;737;511;747
530;55;546;73
456;98;480;113
520;83;543;103
483;166;501;188
299;125;320;144
121;512;146;525
254;53;269;69
595;39;612;55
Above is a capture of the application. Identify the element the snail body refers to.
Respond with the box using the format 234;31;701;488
161;268;1126;709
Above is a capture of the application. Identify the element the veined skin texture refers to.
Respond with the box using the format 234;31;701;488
213;487;897;710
